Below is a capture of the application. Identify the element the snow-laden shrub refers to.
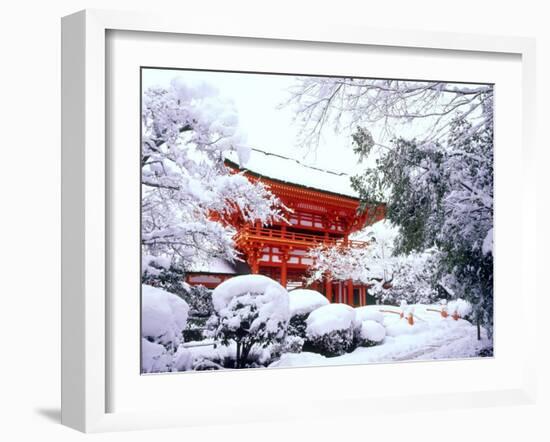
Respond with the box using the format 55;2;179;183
282;335;305;353
141;284;192;373
355;320;386;347
141;339;173;373
142;284;189;347
288;289;330;338
305;304;356;356
141;258;189;298
181;285;214;342
212;275;290;368
183;284;214;317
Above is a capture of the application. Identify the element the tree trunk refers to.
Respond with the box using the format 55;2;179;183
477;317;481;341
241;343;252;368
236;342;241;369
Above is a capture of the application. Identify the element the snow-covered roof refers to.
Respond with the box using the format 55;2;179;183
225;149;359;199
187;257;248;275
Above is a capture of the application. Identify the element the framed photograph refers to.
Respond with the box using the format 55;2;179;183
61;9;537;433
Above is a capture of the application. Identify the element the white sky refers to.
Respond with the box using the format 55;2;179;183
142;68;367;176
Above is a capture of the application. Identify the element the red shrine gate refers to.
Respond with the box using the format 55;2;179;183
187;158;385;307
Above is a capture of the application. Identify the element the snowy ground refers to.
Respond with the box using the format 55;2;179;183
184;304;491;370
271;304;491;368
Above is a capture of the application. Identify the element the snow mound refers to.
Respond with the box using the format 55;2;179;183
386;319;428;337
141;339;172;373
448;298;472;317
142;339;193;373
212;275;290;334
269;351;327;368
141;284;189;346
306;303;356;338
354;306;385;324
172;345;193;371
359;320;386;343
289;289;330;317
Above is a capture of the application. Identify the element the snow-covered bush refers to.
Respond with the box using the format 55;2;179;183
288;289;329;338
353;307;386;347
212;275;290;368
141;257;187;295
305;304;356;356
141;284;192;373
357;320;386;347
355;320;386;347
181;284;214;317
267;334;305;364
282;335;305;354
180;285;214;342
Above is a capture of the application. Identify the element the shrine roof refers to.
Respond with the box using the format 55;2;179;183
187;257;250;275
224;149;360;200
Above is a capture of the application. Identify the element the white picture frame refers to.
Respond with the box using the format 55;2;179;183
61;9;538;433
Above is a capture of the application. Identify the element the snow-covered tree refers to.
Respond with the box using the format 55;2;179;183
306;220;395;286
307;241;441;306
142;79;283;276
211;275;290;368
379;251;441;305
286;78;494;338
351;116;493;336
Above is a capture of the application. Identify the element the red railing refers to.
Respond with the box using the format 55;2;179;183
235;226;368;249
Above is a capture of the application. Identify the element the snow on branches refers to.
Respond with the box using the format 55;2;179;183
307;221;442;306
141;79;283;274
285;76;494;337
285;77;493;149
307;220;396;284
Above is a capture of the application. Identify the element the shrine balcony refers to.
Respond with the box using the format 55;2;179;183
235;225;369;249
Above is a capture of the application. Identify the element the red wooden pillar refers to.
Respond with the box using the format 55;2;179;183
360;286;366;306
280;248;289;288
281;261;287;288
251;258;259;274
248;246;260;274
347;280;354;306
